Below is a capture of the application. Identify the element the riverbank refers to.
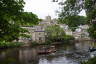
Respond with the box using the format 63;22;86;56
0;39;94;49
81;57;96;64
0;41;23;49
0;40;73;49
0;41;94;64
30;40;75;47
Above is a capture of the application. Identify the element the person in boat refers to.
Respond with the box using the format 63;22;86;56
38;46;56;54
48;46;56;52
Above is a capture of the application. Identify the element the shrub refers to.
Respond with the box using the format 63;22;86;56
0;41;23;48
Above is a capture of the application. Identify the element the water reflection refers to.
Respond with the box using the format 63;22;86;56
0;48;39;64
19;48;39;64
0;41;95;64
0;49;20;64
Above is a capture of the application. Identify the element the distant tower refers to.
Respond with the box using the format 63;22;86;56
45;16;51;22
52;0;58;2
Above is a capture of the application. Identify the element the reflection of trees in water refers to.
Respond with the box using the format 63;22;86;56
0;48;20;64
91;41;96;48
75;41;96;51
0;48;39;64
55;43;75;50
19;48;39;64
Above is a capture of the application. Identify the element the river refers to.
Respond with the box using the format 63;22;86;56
0;41;96;64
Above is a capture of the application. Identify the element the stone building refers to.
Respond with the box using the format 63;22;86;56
33;16;57;43
72;25;90;40
32;26;45;43
19;27;35;46
19;26;46;44
19;16;57;43
19;16;73;44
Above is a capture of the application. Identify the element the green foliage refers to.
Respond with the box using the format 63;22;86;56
58;0;96;39
0;0;24;41
0;41;23;48
84;0;96;39
62;35;74;41
45;25;74;43
0;0;39;41
20;12;39;26
85;0;96;21
58;0;87;31
0;0;25;22
81;57;96;64
45;40;53;44
58;15;87;31
45;25;66;41
31;41;39;46
88;25;96;39
59;0;83;18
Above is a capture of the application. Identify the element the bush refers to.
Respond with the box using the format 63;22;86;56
63;35;75;41
0;41;23;48
45;40;52;44
81;57;96;64
31;41;52;46
31;41;39;46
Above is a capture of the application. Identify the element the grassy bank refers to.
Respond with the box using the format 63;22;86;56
0;41;23;49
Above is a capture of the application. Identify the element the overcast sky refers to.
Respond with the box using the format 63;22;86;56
24;0;86;19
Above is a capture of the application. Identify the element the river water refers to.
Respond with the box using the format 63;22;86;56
0;41;96;64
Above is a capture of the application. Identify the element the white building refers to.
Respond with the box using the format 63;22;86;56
72;25;90;40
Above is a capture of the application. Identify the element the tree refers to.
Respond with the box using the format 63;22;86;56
58;15;87;31
0;0;24;41
58;0;96;39
0;0;39;41
58;0;83;18
45;25;74;43
58;0;96;21
58;0;87;31
20;12;39;26
84;0;96;39
45;25;66;42
88;26;96;39
84;0;96;21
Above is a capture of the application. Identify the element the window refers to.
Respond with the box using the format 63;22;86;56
39;37;42;41
39;33;41;35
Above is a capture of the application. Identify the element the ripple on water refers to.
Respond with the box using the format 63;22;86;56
39;56;78;64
